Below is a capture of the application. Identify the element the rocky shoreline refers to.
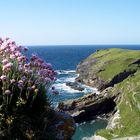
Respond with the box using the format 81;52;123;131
57;48;140;139
57;87;120;123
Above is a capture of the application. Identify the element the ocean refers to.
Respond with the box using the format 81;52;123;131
27;45;140;140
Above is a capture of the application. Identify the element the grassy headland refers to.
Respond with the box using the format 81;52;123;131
76;48;140;139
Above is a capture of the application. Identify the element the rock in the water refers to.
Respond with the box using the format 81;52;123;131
66;81;85;91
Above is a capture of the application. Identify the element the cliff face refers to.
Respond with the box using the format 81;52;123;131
77;48;140;139
59;48;140;139
76;48;139;90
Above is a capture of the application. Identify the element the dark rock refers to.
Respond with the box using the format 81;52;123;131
58;92;119;123
66;81;84;91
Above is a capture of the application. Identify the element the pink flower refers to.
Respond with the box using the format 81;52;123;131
2;59;9;65
10;79;16;84
45;77;51;83
1;44;8;50
31;85;36;90
34;89;38;93
22;76;27;82
18;80;24;88
24;47;28;51
4;90;11;95
27;87;32;91
15;52;21;57
18;80;23;84
17;56;26;62
3;62;13;71
24;64;29;69
0;75;7;81
10;46;16;52
30;54;38;61
10;54;16;59
6;62;13;67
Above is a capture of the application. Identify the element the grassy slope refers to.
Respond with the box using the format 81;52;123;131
85;48;140;139
85;48;140;82
97;70;140;139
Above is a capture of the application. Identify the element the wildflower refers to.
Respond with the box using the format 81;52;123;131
46;63;52;69
31;85;36;90
1;44;8;50
5;90;11;95
34;89;38;93
25;69;33;75
35;80;39;85
22;76;27;82
30;54;38;61
5;62;13;68
11;41;15;45
24;64;30;69
28;80;33;85
18;64;23;70
18;80;24;88
27;87;32;91
2;62;13;71
24;47;28;51
10;54;16;59
17;56;27;62
10;46;16;52
15;52;21;57
0;75;7;81
10;79;16;84
2;59;9;65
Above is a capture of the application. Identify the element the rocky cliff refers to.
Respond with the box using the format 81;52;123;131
58;48;140;139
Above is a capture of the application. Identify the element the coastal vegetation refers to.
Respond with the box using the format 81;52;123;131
0;38;76;140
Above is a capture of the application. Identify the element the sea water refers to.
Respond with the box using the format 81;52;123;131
27;45;140;139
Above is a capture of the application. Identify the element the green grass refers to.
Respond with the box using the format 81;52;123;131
85;48;140;82
83;48;140;139
97;70;140;139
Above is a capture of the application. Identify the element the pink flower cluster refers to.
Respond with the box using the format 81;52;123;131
0;37;56;102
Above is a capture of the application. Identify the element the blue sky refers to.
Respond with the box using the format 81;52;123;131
0;0;140;45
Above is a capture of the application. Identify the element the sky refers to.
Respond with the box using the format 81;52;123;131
0;0;140;45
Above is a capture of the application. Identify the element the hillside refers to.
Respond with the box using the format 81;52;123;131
77;48;140;139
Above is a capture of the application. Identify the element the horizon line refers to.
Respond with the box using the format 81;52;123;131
26;44;140;47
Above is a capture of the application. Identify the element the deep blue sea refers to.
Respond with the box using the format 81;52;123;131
27;45;140;140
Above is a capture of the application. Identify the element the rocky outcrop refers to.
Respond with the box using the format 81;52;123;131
76;59;103;89
58;88;119;123
66;81;84;91
76;62;136;91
